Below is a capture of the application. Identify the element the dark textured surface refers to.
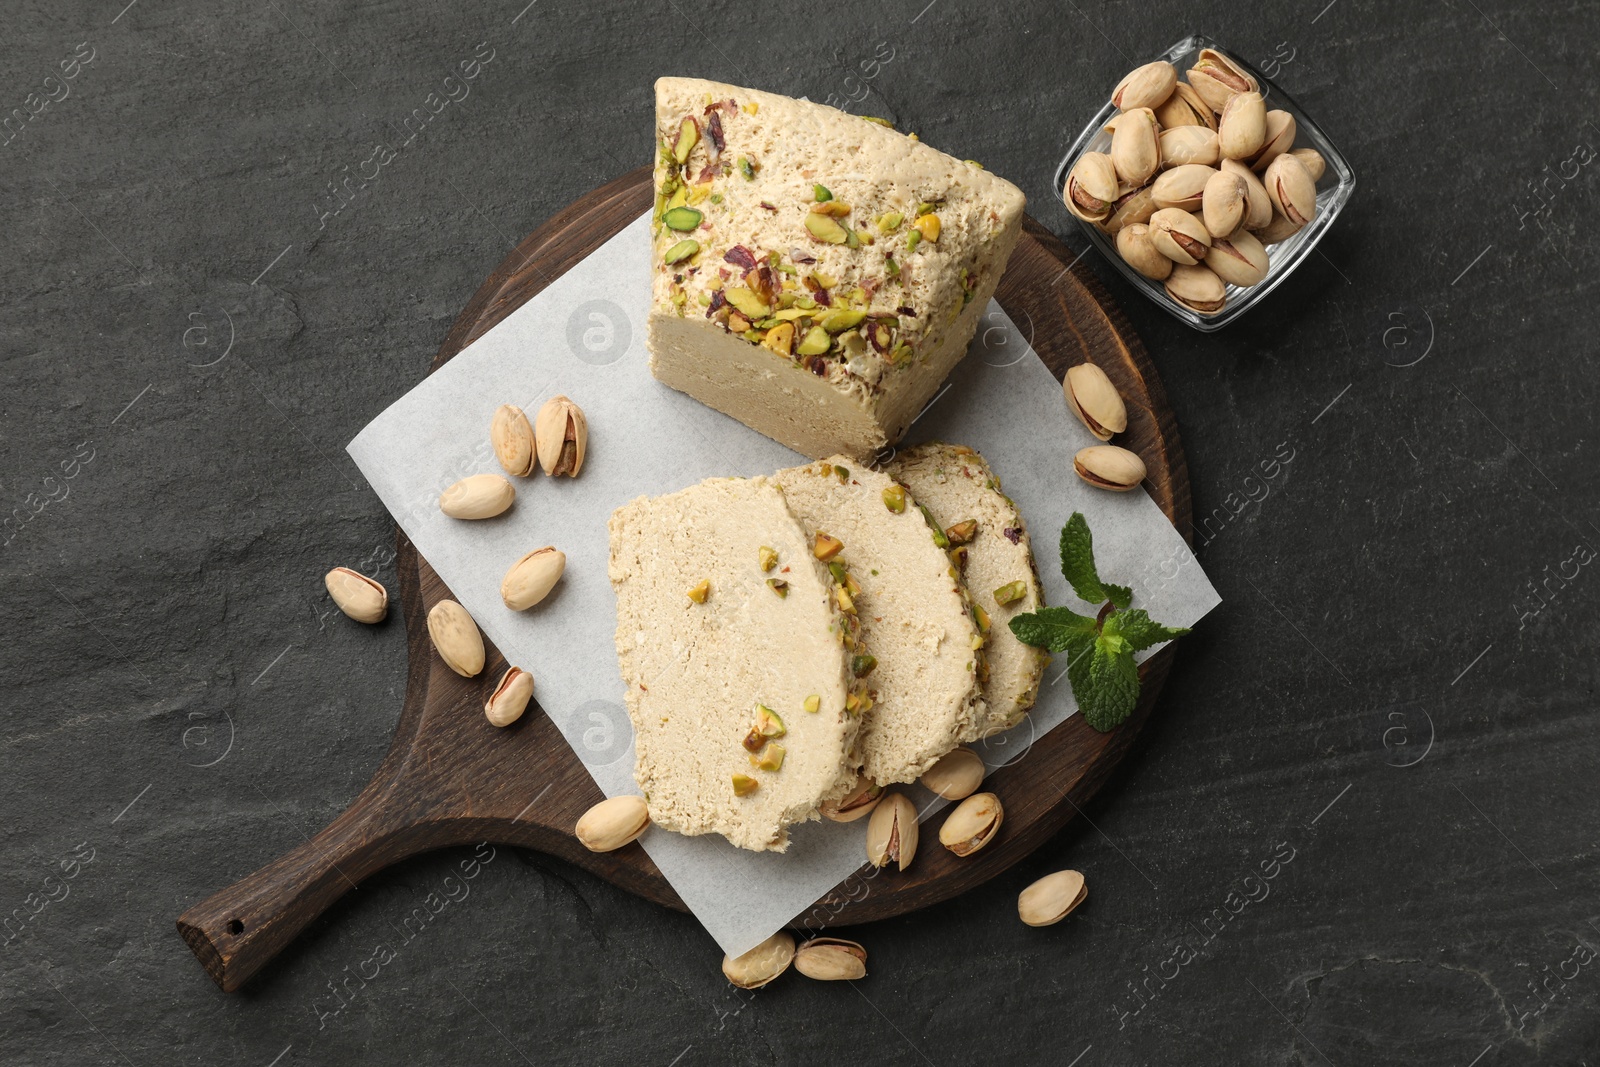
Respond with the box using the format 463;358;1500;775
1;1;1596;1063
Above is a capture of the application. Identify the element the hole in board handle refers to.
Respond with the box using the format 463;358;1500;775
226;919;244;935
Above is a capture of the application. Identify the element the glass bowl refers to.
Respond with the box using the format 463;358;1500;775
1053;33;1356;332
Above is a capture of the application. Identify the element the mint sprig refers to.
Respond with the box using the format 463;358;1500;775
1009;513;1189;732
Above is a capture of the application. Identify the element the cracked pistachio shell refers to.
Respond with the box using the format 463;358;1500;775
866;791;919;871
939;792;1003;856
1065;362;1130;441
490;403;536;477
1164;263;1228;316
501;546;565;610
1111;60;1177;110
1206;230;1270;287
575;794;650;852
1154;82;1216;131
794;938;867;981
1148;207;1212;266
1289;147;1327;183
1222;159;1274;231
921;747;987;800
1151;164;1216;212
1018;869;1088;927
722;932;796;989
1115;222;1173;282
439;473;515;520
1108;107;1160;187
1074;444;1147;491
534;395;587;477
427;599;485;677
1264;154;1318;226
1187;48;1258;113
1158;125;1219;169
821;775;884;822
1218;91;1267;160
484;666;534;727
1248;110;1297;171
325;567;388;624
1064;151;1118;223
1201;169;1248;238
1099;185;1157;236
1251;212;1304;245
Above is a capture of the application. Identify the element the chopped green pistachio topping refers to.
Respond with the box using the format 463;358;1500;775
882;485;906;513
803;694;821;713
814;183;833;202
767;578;789;598
663;239;699;265
731;773;759;797
920;505;950;548
756;742;786;772
738;156;755;180
906;230;922;252
851;654;878;678
993;580;1027;606
686;578;710;604
945;519;978;545
758;545;779;572
662;206;703;231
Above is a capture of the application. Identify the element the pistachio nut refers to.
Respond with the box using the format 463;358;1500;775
1115;222;1172;282
1064;362;1129;440
1289;147;1326;182
722;931;796;989
1108;107;1160;187
1158;126;1219;169
1154;82;1216;131
324;566;388;624
1017;869;1088;927
484;666;534;727
1201;169;1248;238
1263;154;1318;226
1218;91;1267;161
1205;229;1270;287
1063;151;1118;224
920;746;986;800
533;395;587;477
821;775;884;822
489;404;537;477
1074;444;1147;492
1222;159;1274;231
1148;207;1212;266
1187;47;1258;113
1110;60;1177;111
938;791;1003;856
427;599;485;677
574;794;650;852
439;473;516;520
1251;212;1304;245
793;938;867;981
866;791;919;871
1164;263;1228;316
1248;110;1297;171
1099;185;1157;236
501;546;565;611
1151;164;1216;212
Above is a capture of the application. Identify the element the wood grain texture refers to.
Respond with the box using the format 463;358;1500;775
176;167;1189;991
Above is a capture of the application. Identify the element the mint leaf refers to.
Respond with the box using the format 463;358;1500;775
1078;637;1140;730
1008;606;1097;652
1059;512;1131;609
1103;609;1190;653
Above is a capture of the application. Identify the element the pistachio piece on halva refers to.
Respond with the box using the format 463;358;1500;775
794;938;867;981
866;790;919;870
1110;60;1177;110
939;791;1003;856
1064;362;1129;440
1187;47;1258;113
325;567;388;624
1201;169;1248;238
501;546;565;610
534;395;587;477
1206;230;1270;287
1115;222;1173;282
1099;185;1157;236
1218;91;1267;161
1222;159;1274;231
722;932;796;989
1018;869;1088;927
1159;125;1220;169
490;403;537;477
1108;108;1160;187
1064;151;1118;224
1289;147;1326;182
1264;153;1317;226
1074;445;1147;491
1154;81;1216;131
1148;207;1212;266
575;794;650;852
439;473;516;520
485;666;534;727
920;746;986;800
427;599;485;677
1248;110;1297;171
731;773;760;797
1151;165;1216;212
1164;263;1228;315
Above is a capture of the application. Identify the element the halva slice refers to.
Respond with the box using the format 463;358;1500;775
773;457;984;785
648;77;1027;460
888;443;1048;737
609;477;863;852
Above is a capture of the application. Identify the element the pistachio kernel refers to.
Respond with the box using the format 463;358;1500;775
945;519;978;545
662;206;703;231
919;505;950;548
663;239;699;265
738;156;755;180
993;580;1027;606
882;485;907;513
687;578;710;604
803;694;821;713
805;213;850;244
758;545;779;572
813;532;844;561
814;183;833;202
767;578;789;598
756;743;786;771
851;653;878;678
731;773;760;797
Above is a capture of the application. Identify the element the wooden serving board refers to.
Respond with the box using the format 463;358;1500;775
177;167;1190;991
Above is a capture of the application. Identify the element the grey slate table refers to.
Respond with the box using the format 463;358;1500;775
2;1;1596;1063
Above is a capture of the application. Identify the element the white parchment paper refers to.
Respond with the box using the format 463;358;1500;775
347;213;1220;957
